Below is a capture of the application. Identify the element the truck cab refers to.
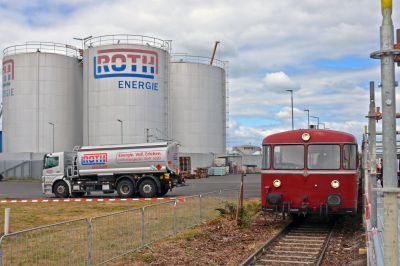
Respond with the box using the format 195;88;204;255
42;152;71;197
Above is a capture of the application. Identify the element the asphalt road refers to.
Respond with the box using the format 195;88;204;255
0;174;261;199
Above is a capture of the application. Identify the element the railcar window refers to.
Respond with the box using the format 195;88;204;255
343;144;357;169
273;145;304;169
262;145;271;169
308;145;340;169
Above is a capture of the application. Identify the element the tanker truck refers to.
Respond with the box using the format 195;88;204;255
42;142;179;198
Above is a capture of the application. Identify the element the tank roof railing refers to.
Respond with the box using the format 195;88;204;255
84;34;172;52
171;53;227;68
3;42;80;58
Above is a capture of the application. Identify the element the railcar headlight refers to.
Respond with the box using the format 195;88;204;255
331;180;340;189
273;179;281;188
301;133;311;142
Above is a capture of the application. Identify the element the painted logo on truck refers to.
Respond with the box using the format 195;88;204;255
117;151;163;163
94;48;158;79
81;153;108;165
2;59;15;97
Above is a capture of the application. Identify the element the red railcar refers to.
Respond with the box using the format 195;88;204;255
261;129;358;216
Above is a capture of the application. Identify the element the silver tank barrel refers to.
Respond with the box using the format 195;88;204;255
83;35;171;146
169;55;227;154
2;42;83;152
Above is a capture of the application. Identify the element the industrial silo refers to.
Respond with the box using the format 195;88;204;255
2;42;83;153
83;35;171;145
169;55;227;155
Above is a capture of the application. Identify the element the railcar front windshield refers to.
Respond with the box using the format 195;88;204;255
273;145;304;169
308;145;340;169
343;144;357;169
262;145;271;169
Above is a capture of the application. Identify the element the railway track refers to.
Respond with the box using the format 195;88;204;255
242;218;335;266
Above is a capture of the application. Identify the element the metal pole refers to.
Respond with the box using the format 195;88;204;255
87;219;92;266
48;122;54;152
362;134;368;223
199;195;202;224
117;119;123;144
379;1;398;263
286;89;294;130
311;116;319;129
304;109;310;129
173;200;177;236
4;208;10;235
140;208;145;247
368;81;377;228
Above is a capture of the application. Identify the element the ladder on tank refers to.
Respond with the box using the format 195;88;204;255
66;154;79;178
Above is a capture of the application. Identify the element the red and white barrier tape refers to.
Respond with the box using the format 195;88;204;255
0;197;186;204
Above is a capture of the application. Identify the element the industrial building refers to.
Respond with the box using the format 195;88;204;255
0;35;232;177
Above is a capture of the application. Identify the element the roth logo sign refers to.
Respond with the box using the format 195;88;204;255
81;153;108;165
2;59;15;97
94;48;159;80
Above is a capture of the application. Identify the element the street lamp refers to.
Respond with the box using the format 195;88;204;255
310;116;320;129
117;119;123;144
48;122;55;152
304;109;310;129
286;89;294;130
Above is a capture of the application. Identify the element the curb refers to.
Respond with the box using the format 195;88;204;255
0;197;186;204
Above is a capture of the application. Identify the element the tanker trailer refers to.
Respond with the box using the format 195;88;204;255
42;142;179;198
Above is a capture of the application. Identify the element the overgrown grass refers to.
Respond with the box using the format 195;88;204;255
2;176;40;182
113;198;264;266
0;195;228;266
0;201;152;235
217;198;261;228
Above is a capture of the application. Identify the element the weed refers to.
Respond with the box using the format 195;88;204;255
174;227;201;241
130;253;157;263
237;207;251;228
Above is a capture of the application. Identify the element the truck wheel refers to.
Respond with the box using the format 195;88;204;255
71;192;85;198
53;181;69;198
117;179;135;198
139;179;157;198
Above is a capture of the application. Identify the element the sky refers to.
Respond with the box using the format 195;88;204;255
0;0;398;148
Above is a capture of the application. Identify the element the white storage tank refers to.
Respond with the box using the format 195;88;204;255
169;55;226;154
83;35;171;145
2;42;83;153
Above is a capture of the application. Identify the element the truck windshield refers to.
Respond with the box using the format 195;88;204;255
273;145;304;169
308;145;340;170
44;156;59;169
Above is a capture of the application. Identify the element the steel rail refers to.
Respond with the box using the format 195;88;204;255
241;218;335;266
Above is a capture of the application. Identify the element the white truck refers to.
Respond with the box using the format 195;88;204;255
42;142;179;198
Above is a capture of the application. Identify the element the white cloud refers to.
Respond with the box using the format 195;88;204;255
0;0;395;147
263;72;301;93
